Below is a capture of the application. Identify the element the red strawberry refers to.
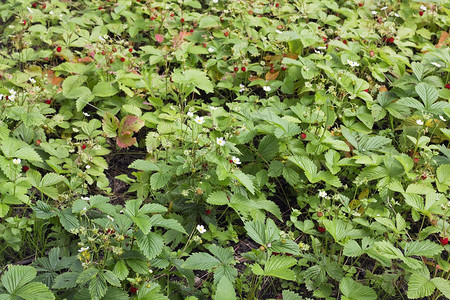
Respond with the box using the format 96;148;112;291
23;20;27;25
343;40;348;45
45;99;52;104
388;37;394;44
241;66;246;72
180;18;185;23
98;7;103;10
150;16;156;21
229;160;233;163
120;57;125;62
364;89;369;92
130;286;138;294
35;140;41;146
190;29;194;33
317;212;323;217
419;11;423;16
170;13;174;17
369;50;375;57
322;37;327;42
32;3;37;8
22;166;29;172
224;32;229;37
275;3;279;7
113;48;117;52
413;157;419;163
301;132;307;140
44;57;48;61
281;66;287;71
41;4;46;9
234;66;239;72
206;209;211;215
220;17;224;22
445;84;450;89
270;68;275;73
440;237;448;245
358;3;363;7
128;48;133;53
318;226;326;233
81;144;87;150
56;46;62;52
101;50;105;55
421;174;427;180
203;43;207;48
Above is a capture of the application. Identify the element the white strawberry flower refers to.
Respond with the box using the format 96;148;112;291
439;115;447;122
187;111;194;117
232;156;241;164
263;86;271;92
431;62;442;68
319;190;327;198
194;116;205;124
416;119;424;125
196;224;206;234
13;158;21;165
208;47;215;53
216;137;226;146
420;5;427;11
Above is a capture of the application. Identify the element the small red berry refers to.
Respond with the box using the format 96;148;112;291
98;6;103;10
45;99;52;104
301;132;307;140
317;212;323;217
35;140;41;146
169;77;173;82
318;226;326;233
275;3;279;7
203;43;207;48
110;58;115;63
413;157;419;163
234;66;239;72
180;18;185;23
446;84;450;89
241;66;246;72
388;37;394;44
358;3;363;7
190;29;194;33
343;40;348;45
81;144;87;150
128;48;133;53
229;160;233;163
130;286;138;294
220;17;224;22
364;89;369;92
56;46;62;52
41;4;46;9
270;68;275;73
32;3;37;8
440;237;448;245
101;50;105;55
120;57;125;62
22;166;29;172
22;20;26;25
421;174;427;180
224;32;229;37
113;48;117;52
369;50;375;57
419;11;424;16
44;57;48;61
281;66;287;71
206;209;211;215
150;16;156;20
322;37;327;42
170;13;174;17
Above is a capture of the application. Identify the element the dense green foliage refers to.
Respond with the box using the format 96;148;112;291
0;0;449;299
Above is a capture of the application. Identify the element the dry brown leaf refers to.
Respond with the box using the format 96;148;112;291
265;70;279;81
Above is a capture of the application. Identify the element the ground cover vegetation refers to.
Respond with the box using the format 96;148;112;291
0;0;449;299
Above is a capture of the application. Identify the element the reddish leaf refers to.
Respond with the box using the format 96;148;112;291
117;134;136;148
116;115;145;148
155;34;164;43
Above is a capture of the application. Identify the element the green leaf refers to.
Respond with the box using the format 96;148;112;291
135;231;164;260
150;173;171;190
89;274;107;300
258;135;279;161
431;277;450;298
150;214;187;234
214;277;236;300
113;260;129;281
58;208;79;232
1;265;36;294
404;240;443;257
343;240;364;257
233;170;255;195
129;160;159;172
374;241;404;260
207;191;229;205
53;273;79;289
15;282;55;300
182;253;221;270
62;75;87;97
15;147;42;162
415;82;438;107
340;277;377;300
282;290;305;300
92;82;118;97
282;167;299;187
323;219;349;244
407;269;435;299
102;270;120;287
